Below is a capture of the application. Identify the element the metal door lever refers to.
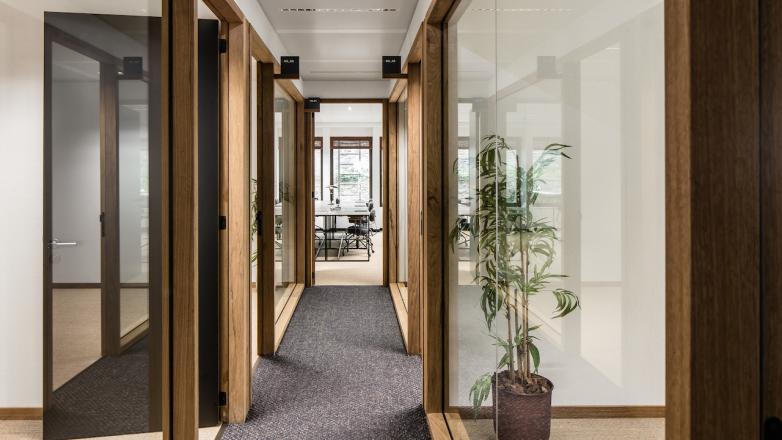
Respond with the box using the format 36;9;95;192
49;239;78;247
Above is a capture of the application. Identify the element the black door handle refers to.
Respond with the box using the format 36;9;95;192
766;417;782;440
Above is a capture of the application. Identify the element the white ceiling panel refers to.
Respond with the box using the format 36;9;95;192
256;0;418;82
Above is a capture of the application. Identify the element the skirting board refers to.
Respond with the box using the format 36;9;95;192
274;283;305;352
389;283;409;351
427;412;452;440
451;405;665;419
0;408;43;420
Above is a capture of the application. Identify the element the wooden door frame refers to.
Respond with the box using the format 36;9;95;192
307;98;390;286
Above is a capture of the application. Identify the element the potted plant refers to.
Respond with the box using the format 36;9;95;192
449;134;580;439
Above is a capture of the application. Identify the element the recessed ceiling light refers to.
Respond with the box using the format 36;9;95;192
348;106;352;111
281;8;398;13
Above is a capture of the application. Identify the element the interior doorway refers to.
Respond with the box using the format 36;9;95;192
312;101;387;286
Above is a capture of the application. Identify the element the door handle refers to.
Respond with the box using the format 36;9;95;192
49;239;78;247
766;417;782;440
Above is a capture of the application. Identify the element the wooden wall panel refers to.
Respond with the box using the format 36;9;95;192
387;104;399;284
225;20;251;424
421;24;445;414
304;112;315;286
761;0;782;432
665;0;760;439
295;102;306;283
217;21;230;423
170;0;199;437
258;62;276;356
407;63;423;356
382;100;390;286
99;63;120;357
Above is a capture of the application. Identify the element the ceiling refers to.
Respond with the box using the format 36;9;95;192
256;0;418;81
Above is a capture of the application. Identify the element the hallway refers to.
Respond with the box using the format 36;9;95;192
223;286;429;440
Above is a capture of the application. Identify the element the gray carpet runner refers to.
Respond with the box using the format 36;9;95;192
44;338;149;440
221;285;430;440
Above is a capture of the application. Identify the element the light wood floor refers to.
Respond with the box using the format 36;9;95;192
52;289;148;389
315;232;383;285
457;418;664;439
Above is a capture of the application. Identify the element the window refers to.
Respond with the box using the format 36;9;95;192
313;137;323;200
330;137;372;203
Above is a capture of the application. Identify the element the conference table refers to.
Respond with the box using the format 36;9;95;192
314;200;371;261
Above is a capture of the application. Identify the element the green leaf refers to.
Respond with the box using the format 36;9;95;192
529;341;541;373
468;373;493;418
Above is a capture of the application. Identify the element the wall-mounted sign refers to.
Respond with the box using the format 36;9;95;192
382;56;406;79
122;56;143;80
277;56;300;79
304;97;320;112
537;56;558;79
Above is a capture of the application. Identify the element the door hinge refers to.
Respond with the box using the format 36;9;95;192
420;210;423;235
219;38;228;54
219;215;227;230
218;391;227;406
100;212;106;237
256;211;262;231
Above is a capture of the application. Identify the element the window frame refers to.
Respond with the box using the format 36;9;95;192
329;136;373;203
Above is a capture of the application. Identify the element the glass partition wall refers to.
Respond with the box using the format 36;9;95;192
274;83;296;316
446;1;665;438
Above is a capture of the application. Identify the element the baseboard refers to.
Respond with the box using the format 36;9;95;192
0;407;43;420
274;283;305;352
427;412;452;440
388;283;409;352
451;405;665;420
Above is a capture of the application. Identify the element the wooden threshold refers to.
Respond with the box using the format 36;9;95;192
274;283;297;321
443;412;469;440
273;283;305;352
448;405;666;420
120;319;150;351
427;412;452;440
0;408;42;420
389;283;409;352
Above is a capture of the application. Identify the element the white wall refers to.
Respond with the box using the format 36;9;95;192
0;1;46;409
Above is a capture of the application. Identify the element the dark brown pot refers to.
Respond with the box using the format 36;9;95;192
491;372;553;440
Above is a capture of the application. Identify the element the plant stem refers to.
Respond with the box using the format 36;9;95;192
506;286;515;383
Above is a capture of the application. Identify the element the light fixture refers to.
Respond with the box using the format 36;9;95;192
348;106;352;111
281;8;397;13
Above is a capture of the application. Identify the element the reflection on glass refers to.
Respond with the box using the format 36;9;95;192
397;91;409;283
250;59;259;367
274;83;296;316
447;0;665;438
120;78;150;339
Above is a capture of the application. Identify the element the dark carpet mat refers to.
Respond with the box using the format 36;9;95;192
222;285;430;440
44;338;149;440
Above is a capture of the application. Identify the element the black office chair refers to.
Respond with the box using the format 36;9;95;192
338;209;375;258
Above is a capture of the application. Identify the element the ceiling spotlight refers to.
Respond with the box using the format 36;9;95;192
348;106;353;111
